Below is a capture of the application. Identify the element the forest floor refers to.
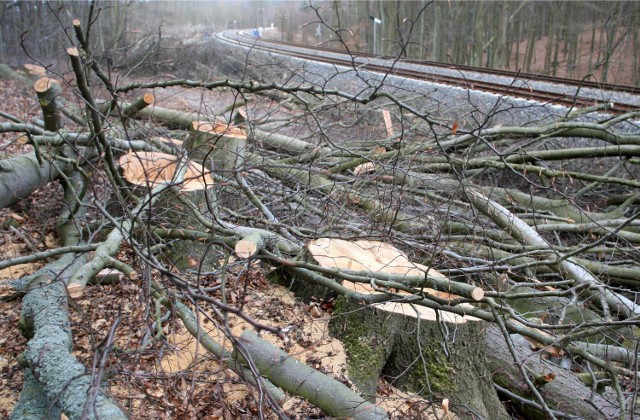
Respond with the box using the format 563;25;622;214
0;76;452;419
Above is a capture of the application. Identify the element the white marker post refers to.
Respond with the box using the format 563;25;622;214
370;16;381;55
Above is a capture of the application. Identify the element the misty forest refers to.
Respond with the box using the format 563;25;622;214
0;1;640;419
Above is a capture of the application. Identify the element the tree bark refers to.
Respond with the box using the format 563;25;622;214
0;152;66;210
237;330;389;420
329;296;509;419
486;325;620;419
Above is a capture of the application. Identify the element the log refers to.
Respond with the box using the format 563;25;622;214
9;370;61;419
186;120;247;177
121;92;155;118
136;105;218;129
16;257;126;419
23;64;47;79
0;152;67;210
485;325;621;418
235;231;264;259
34;78;62;132
237;330;389;420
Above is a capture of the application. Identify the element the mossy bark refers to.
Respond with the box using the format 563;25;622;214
329;297;509;419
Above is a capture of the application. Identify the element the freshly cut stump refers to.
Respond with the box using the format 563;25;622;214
185;120;247;209
119;151;218;271
306;238;507;419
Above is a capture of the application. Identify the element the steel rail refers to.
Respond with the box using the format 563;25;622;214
216;30;640;115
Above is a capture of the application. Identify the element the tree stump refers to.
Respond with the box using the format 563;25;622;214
302;238;508;419
119;151;219;271
329;297;508;419
185;120;247;210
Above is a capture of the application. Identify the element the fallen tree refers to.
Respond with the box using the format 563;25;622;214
1;10;639;419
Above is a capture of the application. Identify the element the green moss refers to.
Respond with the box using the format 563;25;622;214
403;334;455;396
18;315;34;339
343;331;387;387
330;298;388;395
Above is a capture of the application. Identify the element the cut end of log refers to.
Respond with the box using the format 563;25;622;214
34;77;59;94
235;239;258;259
232;107;248;124
67;47;79;57
67;282;85;299
353;162;376;175
192;120;246;138
142;92;155;105
119;151;214;191
23;63;47;78
470;287;485;301
72;19;81;27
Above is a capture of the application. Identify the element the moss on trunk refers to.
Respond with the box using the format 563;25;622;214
330;296;509;419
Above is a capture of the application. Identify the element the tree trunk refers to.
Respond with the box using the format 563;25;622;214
0;152;66;210
329;297;509;419
486;325;620;419
237;330;389;420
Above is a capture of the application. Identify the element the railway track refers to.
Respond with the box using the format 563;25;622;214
216;30;640;115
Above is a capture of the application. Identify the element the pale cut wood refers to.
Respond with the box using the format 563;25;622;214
122;93;155;118
66;282;84;299
353;162;375;175
23;63;47;78
234;231;272;259
307;238;483;323
192;121;246;138
235;239;258;259
382;109;394;137
93;268;138;283
33;77;59;93
119;151;213;191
